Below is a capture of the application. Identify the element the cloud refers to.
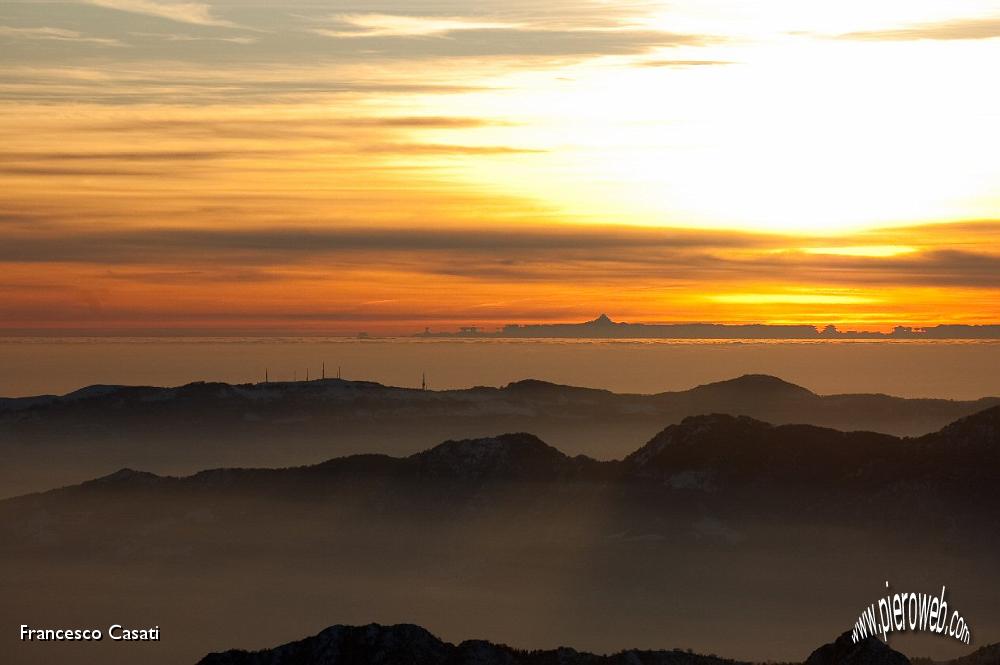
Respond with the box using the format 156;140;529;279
861;250;1000;288
839;17;1000;41
305;12;717;57
1;150;254;162
100;268;286;284
0;148;290;177
359;28;714;57
359;143;543;155
0;66;486;104
313;14;520;38
6;223;999;289
82;0;237;28
0;2;724;69
0;166;160;177
130;31;256;44
341;116;509;128
0;225;773;265
694;247;1000;290
0;26;123;46
636;59;733;67
3;223;999;332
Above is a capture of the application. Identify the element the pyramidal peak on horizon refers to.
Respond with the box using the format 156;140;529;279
414;313;1000;339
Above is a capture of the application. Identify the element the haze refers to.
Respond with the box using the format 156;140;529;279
2;338;1000;400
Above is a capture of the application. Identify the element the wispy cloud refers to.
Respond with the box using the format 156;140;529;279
130;31;256;44
839;16;1000;41
6;224;999;289
0;26;123;46
82;0;237;28
313;14;520;38
2;221;998;330
636;59;734;67
0;224;773;264
306;11;717;57
359;143;543;155
0;64;486;104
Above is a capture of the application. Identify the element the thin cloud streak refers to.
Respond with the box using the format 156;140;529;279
0;225;776;263
0;26;124;46
2;224;999;289
839;16;1000;41
636;59;734;67
313;14;521;38
82;0;239;28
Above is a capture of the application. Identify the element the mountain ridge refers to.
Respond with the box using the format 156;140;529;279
13;405;999;501
196;623;916;665
2;373;997;498
3;411;997;665
2;373;995;410
196;623;751;665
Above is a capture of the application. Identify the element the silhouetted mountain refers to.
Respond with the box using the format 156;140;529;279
196;623;746;665
805;632;909;665
1;374;996;497
12;406;999;507
624;414;901;488
4;411;998;665
411;433;600;481
691;373;814;396
197;624;929;665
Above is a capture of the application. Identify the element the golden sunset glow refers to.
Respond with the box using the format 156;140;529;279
1;0;998;333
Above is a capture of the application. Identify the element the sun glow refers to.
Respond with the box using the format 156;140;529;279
445;33;999;234
0;0;998;332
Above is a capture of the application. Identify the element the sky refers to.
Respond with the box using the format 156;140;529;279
1;0;999;334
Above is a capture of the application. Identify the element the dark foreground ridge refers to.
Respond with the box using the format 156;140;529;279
195;623;742;664
197;624;921;665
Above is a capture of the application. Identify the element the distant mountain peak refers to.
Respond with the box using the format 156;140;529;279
625;413;773;470
199;624;450;665
87;468;163;486
503;378;565;390
592;313;615;325
64;384;127;400
412;433;579;480
502;379;609;396
805;631;909;665
695;374;815;396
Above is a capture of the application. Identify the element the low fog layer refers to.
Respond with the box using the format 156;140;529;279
3;409;998;665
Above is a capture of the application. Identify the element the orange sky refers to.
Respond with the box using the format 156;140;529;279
1;1;999;334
